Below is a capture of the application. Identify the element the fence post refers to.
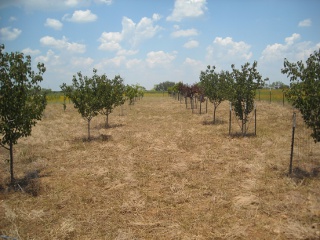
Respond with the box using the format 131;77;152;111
269;89;271;103
289;112;296;175
254;103;257;136
229;102;232;135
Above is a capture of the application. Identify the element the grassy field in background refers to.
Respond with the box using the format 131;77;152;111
1;95;319;239
256;89;287;103
46;89;288;104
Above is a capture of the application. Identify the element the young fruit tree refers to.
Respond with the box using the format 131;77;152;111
199;65;231;123
281;49;320;142
60;83;71;111
97;74;125;128
125;84;138;105
229;61;263;135
0;44;47;186
65;69;100;140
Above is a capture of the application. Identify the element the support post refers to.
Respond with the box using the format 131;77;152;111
229;102;232;135
289;112;296;175
269;89;271;103
254;103;257;136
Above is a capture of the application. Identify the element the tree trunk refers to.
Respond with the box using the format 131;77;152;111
242;118;246;136
9;141;14;186
87;119;91;140
105;113;109;128
213;105;217;124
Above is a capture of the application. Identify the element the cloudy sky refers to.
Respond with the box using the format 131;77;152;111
1;0;319;90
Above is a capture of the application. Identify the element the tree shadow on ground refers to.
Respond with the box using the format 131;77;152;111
291;166;320;179
1;170;47;197
95;123;125;129
202;119;226;125
77;134;113;143
228;132;257;138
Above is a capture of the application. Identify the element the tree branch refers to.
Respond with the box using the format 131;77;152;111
0;142;10;151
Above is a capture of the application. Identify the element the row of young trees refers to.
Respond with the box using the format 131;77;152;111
170;61;264;134
169;50;319;142
0;44;143;186
61;69;144;140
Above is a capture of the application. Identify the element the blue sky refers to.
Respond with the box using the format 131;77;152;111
1;0;319;90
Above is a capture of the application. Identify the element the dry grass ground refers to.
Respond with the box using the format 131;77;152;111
1;95;319;239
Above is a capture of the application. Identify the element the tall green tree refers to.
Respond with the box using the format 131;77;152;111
66;69;100;140
200;65;231;123
230;61;263;135
281;49;320;142
0;44;47;185
154;81;175;92
97;74;125;128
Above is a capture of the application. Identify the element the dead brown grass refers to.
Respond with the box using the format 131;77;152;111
0;97;319;239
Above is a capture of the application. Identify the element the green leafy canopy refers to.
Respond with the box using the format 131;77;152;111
282;49;320;142
0;44;47;146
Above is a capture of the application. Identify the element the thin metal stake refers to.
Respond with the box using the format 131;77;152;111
229;102;232;135
289;112;296;175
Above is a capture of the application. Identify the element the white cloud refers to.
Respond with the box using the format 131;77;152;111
152;13;161;21
131;16;162;46
65;0;83;7
260;33;318;62
259;33;320;83
96;56;126;69
183;57;205;79
171;28;198;38
117;49;138;56
98;41;122;51
71;57;94;67
35;49;59;64
207;37;252;62
183;57;202;67
167;0;207;22
146;51;177;68
183;40;199;48
285;33;300;45
64;10;97;23
94;0;113;4
298;18;312;27
98;15;162;51
126;58;142;68
40;36;86;53
98;32;122;51
0;27;21;40
0;0;86;11
22;48;41;55
9;16;17;22
44;18;63;30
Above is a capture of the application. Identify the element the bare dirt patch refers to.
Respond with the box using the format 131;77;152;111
1;96;319;239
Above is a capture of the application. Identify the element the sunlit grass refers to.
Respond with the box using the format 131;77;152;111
256;88;288;103
2;92;318;239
